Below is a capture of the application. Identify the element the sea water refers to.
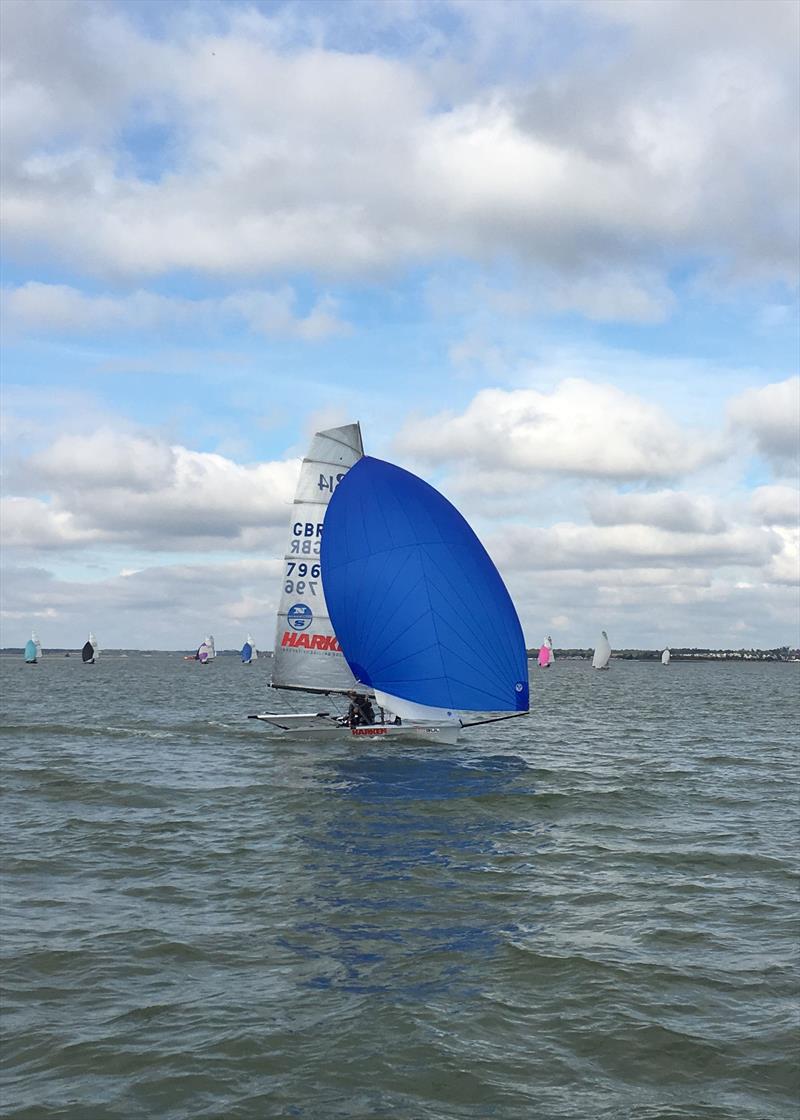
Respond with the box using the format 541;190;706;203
1;655;797;1119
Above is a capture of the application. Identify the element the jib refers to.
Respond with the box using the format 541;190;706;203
293;522;323;537
281;631;341;651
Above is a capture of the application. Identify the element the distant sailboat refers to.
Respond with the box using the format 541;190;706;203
537;642;551;668
81;633;96;664
592;630;611;670
661;648;671;666
241;635;257;664
205;635;216;661
24;637;37;664
546;635;555;665
196;639;212;664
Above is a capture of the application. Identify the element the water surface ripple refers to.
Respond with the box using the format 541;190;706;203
1;656;797;1119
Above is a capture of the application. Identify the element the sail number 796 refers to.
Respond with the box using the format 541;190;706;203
285;561;320;596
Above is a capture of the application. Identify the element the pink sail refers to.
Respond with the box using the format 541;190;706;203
538;643;550;667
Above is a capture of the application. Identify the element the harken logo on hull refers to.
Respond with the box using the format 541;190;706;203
287;603;313;631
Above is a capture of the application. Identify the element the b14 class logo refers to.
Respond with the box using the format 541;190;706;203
287;604;313;631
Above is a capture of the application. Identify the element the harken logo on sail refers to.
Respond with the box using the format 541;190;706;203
281;631;342;651
287;603;313;631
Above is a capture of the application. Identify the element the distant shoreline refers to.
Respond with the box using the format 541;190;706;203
529;648;800;663
2;647;798;663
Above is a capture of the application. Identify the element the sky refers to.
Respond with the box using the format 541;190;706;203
1;0;798;653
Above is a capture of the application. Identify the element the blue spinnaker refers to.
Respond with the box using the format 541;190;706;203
24;639;37;663
242;642;253;663
320;457;529;713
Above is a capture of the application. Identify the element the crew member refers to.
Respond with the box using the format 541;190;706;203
346;691;375;727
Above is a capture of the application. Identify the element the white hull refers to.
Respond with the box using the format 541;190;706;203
251;713;461;744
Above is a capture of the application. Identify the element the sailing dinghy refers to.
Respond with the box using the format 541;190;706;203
537;642;550;668
24;637;37;664
592;630;612;670
251;424;529;743
81;634;97;664
242;636;257;664
661;648;671;666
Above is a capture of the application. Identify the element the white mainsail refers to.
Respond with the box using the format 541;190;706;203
546;635;555;665
271;424;364;693
33;632;43;660
247;635;258;662
89;632;99;659
592;630;611;670
661;648;671;665
205;635;216;660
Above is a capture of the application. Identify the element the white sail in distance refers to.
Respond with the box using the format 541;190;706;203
662;648;671;665
592;630;611;670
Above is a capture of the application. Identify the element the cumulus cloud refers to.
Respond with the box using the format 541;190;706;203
0;558;282;650
2;497;102;550
5;431;300;553
396;379;716;481
2;417;796;650
587;490;727;533
37;431;175;492
489;522;779;573
728;377;800;470
764;526;799;585
1;0;796;291
751;485;799;526
1;283;350;340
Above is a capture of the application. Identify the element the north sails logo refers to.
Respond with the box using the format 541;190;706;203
281;631;342;651
287;603;313;631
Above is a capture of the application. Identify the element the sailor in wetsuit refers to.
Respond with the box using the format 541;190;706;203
346;691;375;728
